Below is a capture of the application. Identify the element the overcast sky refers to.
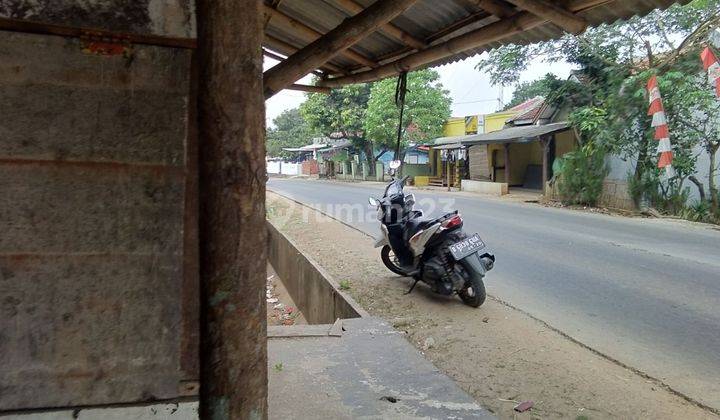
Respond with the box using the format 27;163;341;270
264;53;575;129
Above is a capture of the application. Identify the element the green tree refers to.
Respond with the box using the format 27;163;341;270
506;73;563;108
660;56;720;213
300;83;373;168
475;0;720;213
266;108;316;158
364;69;451;157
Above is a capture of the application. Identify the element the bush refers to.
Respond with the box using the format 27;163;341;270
628;169;693;215
554;144;608;206
680;200;711;222
627;169;661;207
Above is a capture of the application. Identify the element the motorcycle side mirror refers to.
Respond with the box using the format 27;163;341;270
368;197;380;206
389;160;401;170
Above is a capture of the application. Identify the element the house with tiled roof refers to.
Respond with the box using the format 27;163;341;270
430;96;579;192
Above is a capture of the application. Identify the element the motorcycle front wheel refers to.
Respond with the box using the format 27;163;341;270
381;245;409;276
457;263;486;307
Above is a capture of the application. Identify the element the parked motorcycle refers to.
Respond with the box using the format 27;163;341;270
368;171;495;307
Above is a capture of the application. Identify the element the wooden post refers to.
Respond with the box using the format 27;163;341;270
447;160;451;191
540;136;549;194
197;0;268;418
504;143;510;186
455;156;461;190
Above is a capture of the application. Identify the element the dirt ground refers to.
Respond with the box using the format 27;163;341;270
267;192;717;419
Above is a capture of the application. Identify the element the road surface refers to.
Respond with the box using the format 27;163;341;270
268;177;720;410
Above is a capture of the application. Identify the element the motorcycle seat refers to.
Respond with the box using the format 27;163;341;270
404;216;439;239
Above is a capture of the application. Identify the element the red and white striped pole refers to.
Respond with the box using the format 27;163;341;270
647;75;675;177
701;46;720;98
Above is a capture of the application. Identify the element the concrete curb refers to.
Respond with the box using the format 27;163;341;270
266;220;370;321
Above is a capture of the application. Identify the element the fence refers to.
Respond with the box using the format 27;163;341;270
267;161;301;176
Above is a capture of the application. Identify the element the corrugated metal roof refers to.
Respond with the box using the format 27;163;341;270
263;0;690;83
434;122;570;145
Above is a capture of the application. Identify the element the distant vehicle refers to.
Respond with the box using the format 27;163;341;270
369;162;495;307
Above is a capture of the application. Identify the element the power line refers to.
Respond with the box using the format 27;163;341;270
452;98;498;105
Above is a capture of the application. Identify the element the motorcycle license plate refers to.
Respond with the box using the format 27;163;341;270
449;233;486;260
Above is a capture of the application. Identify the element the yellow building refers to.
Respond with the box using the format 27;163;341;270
433;97;578;191
443;117;465;137
482;111;518;133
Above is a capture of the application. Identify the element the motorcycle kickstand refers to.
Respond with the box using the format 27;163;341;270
404;279;420;295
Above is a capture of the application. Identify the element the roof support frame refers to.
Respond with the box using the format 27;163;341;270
262;48;325;77
263;34;347;74
288;84;332;94
264;5;378;69
332;0;426;49
263;0;420;99
504;0;587;34
318;12;541;87
318;0;604;88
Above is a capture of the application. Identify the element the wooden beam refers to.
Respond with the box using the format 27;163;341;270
0;16;196;49
264;34;346;74
426;10;492;43
263;48;325;77
504;0;587;34
318;12;541;87
370;1;514;64
287;84;332;94
264;0;419;98
196;0;266;418
333;0;426;49
318;0;595;88
504;143;510;185
263;47;287;62
475;0;516;18
540;136;550;193
264;5;377;68
372;9;494;64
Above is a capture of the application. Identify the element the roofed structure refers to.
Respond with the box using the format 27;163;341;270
435;121;570;146
261;0;691;96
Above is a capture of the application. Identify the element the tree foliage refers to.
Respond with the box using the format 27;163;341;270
300;83;370;143
266;108;316;158
476;0;720;217
298;69;451;167
553;144;608;206
505;73;564;108
300;83;371;163
364;69;451;151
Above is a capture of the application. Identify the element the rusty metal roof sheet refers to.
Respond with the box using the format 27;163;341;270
434;121;571;145
263;0;690;82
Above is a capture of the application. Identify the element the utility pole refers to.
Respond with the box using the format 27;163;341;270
497;85;504;110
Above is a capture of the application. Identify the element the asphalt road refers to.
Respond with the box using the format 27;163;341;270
268;177;720;410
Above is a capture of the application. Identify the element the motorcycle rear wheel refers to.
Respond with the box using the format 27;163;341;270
381;245;409;276
457;263;486;308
